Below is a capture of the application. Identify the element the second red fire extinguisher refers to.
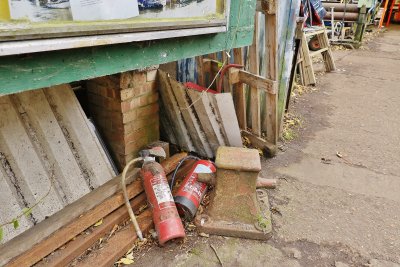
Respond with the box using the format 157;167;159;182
173;159;216;221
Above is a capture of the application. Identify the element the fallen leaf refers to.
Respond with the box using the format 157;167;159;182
12;219;19;229
117;257;134;265
126;252;134;260
199;232;209;238
94;219;103;227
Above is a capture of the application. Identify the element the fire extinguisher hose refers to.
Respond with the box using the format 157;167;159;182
121;157;144;241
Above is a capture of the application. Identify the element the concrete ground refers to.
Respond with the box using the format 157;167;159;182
132;26;400;266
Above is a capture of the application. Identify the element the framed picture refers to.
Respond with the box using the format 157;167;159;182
0;0;227;36
0;0;229;55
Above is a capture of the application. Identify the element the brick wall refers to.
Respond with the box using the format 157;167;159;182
86;67;160;171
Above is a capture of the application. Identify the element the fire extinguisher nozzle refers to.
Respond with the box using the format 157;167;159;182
137;230;144;241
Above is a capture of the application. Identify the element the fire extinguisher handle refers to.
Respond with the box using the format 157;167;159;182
121;157;144;241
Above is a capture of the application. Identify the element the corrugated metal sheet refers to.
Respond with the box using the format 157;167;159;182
0;85;115;243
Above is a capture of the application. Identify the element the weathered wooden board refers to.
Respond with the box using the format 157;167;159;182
36;193;147;267
0;168;138;266
159;73;242;157
210;93;243;147
158;70;194;152
75;210;153;267
187;90;226;153
170;78;213;158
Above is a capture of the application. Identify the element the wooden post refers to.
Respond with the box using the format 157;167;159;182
233;48;247;129
286;18;304;112
249;13;261;136
355;5;367;43
261;2;278;153
196;56;205;87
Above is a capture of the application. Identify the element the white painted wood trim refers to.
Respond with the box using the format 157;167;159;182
0;26;226;56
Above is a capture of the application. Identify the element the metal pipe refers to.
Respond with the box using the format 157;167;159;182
322;3;359;12
331;7;335;41
324;12;358;21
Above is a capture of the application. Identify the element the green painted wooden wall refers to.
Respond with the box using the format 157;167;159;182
0;0;256;96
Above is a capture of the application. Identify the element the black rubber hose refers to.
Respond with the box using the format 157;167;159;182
169;155;200;190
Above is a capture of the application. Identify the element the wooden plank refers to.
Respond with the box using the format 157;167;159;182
36;193;147;267
238;70;277;94
158;70;194;152
309;47;329;58
242;130;276;156
169;78;213;158
304;29;325;37
232;48;247;129
210;93;243;147
187;89;226;154
249;13;261;136
318;30;336;72
160;152;188;175
196;56;205;87
159;100;179;146
262;9;278;149
75;209;153;267
2;170;140;267
221;50;231;93
300;32;316;85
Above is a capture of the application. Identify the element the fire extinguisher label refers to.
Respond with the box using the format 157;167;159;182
194;164;213;174
153;183;174;204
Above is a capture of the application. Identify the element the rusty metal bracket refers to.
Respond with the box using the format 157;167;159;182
195;147;272;240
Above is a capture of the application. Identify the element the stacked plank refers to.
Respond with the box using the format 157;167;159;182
0;153;188;267
158;70;242;158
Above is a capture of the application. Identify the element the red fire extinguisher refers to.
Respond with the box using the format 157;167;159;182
172;158;216;221
140;149;186;245
121;147;185;246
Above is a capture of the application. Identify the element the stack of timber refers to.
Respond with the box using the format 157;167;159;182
158;70;242;158
0;84;115;244
0;152;189;267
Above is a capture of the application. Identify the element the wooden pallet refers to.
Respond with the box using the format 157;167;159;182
297;27;336;86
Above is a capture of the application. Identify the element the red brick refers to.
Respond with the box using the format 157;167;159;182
120;71;147;89
120;81;157;101
123;114;159;135
89;75;120;89
146;69;158;82
121;92;158;113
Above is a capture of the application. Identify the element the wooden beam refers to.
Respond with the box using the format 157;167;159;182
6;173;143;267
262;7;278;147
242;130;276;156
249;13;261;136
75;210;153;267
229;68;276;94
238;70;277;94
37;193;147;267
232;48;247;129
196;56;205;87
